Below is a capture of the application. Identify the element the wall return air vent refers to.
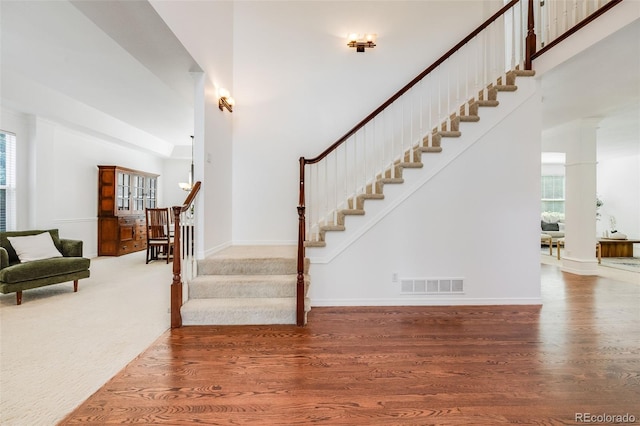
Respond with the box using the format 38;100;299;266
400;278;464;295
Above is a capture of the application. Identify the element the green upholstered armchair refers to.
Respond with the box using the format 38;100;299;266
0;229;90;305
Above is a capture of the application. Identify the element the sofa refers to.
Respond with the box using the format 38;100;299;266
541;212;565;241
0;229;90;305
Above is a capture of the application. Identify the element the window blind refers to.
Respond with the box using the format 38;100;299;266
0;131;17;231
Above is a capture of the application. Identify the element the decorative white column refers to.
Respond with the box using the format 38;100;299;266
561;118;600;275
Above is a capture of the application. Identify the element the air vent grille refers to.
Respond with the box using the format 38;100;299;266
400;277;464;295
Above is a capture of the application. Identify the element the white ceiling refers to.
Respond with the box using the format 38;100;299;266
539;18;640;161
1;0;198;152
1;1;638;159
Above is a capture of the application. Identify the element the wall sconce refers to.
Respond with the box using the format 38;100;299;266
218;88;235;113
347;33;376;52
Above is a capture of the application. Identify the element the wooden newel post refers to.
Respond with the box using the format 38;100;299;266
296;205;306;326
525;0;536;70
296;157;307;326
171;205;183;328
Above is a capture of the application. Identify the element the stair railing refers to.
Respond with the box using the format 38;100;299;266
533;0;621;58
296;0;622;326
171;181;201;328
295;0;621;326
296;0;526;326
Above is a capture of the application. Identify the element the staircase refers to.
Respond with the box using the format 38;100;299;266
178;71;534;327
305;69;535;248
180;246;311;325
170;1;622;328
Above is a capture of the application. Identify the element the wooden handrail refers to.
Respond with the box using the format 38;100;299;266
171;181;201;328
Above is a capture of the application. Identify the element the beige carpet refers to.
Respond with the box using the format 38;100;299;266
0;251;172;426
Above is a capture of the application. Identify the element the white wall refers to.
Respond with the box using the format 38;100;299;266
0;107;30;230
597;154;640;251
534;0;640;75
163;158;193;208
38;118;164;258
231;1;493;244
151;1;235;256
310;90;542;306
1;106;166;258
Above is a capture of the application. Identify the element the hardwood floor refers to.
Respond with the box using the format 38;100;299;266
60;265;639;425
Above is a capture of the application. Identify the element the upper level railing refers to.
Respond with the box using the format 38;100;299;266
295;0;622;326
171;180;201;328
533;0;622;58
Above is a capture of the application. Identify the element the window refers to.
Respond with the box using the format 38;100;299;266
0;131;17;231
541;175;564;214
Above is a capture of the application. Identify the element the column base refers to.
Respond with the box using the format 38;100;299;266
561;256;599;276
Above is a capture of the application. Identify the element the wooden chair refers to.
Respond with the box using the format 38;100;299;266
145;208;173;264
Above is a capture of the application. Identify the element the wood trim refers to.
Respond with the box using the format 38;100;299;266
181;181;201;213
96;165;159;178
170;181;201;328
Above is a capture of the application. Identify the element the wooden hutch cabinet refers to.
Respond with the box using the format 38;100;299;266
98;165;159;256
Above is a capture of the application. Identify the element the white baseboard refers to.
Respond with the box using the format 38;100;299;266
561;257;599;276
310;297;543;307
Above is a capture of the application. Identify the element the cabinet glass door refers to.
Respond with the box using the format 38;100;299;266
117;172;130;211
146;177;157;208
133;175;146;212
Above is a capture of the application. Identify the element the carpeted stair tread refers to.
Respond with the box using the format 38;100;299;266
395;161;423;168
476;100;500;107
495;84;517;91
340;209;365;216
438;130;462;138
514;69;536;77
359;193;385;200
189;274;309;299
197;252;308;275
420;146;443;153
459;115;480;122
349;193;385;210
305;240;326;248
181;297;311;326
335;209;365;226
321;224;346;232
379;177;404;184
